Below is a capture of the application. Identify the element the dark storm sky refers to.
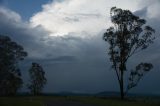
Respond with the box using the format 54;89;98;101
0;0;160;94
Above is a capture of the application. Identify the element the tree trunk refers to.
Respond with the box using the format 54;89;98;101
120;80;124;100
120;68;124;100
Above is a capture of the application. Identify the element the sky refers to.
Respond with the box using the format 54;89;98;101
0;0;160;94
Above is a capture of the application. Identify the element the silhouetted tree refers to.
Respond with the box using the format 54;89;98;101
103;7;155;99
0;35;27;96
28;63;47;95
127;63;153;93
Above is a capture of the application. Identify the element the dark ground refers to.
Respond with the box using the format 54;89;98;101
1;96;160;106
45;100;97;106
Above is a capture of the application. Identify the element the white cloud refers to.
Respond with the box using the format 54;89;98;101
30;0;141;37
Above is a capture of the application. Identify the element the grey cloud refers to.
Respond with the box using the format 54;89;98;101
30;56;77;63
134;7;148;18
50;56;77;62
0;7;52;58
1;3;160;94
76;13;102;18
64;17;80;22
70;13;102;19
62;13;102;23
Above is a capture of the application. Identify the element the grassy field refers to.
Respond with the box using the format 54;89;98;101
0;96;160;106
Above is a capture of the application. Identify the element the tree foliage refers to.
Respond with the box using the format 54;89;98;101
127;63;153;91
28;63;47;95
0;35;27;95
103;7;155;99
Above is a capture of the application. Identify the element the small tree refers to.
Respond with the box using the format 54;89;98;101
28;63;47;95
103;7;155;99
0;35;27;95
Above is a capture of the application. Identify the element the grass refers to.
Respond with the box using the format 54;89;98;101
0;96;68;106
0;96;160;106
0;96;43;106
68;96;160;106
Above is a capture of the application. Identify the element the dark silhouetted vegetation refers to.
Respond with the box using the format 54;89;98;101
27;63;47;95
0;35;27;96
103;7;155;99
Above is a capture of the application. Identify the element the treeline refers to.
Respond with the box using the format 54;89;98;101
0;35;47;96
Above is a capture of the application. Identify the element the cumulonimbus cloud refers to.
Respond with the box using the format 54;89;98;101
30;0;142;37
0;0;160;93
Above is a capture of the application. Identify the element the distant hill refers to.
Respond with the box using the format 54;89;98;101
18;91;160;98
95;91;120;97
